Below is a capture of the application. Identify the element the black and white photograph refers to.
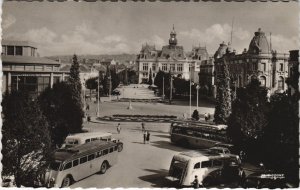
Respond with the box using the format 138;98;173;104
1;0;299;188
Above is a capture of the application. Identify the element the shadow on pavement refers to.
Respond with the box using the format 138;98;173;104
130;128;169;134
153;134;170;139
132;141;146;145
138;169;177;188
150;140;189;152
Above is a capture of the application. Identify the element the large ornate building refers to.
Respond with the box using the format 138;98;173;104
137;26;209;84
214;28;289;93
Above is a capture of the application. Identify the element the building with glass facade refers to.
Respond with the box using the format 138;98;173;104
2;40;69;97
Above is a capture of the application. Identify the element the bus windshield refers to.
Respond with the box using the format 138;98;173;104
49;161;61;171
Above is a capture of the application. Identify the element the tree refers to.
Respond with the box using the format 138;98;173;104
154;70;165;89
2;91;51;187
85;77;98;99
214;59;231;124
102;66;120;95
227;78;269;160
263;93;299;184
67;54;84;130
192;109;200;121
148;68;153;85
39;82;83;147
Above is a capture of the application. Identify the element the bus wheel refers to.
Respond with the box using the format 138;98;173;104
100;161;108;174
61;176;72;187
118;144;123;152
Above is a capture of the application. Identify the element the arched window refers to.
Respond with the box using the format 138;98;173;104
259;76;266;87
278;76;284;90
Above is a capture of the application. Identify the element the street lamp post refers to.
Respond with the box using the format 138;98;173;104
169;75;173;104
162;76;165;100
189;78;192;118
96;77;100;117
196;84;200;110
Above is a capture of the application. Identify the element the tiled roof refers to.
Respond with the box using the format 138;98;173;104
2;55;60;65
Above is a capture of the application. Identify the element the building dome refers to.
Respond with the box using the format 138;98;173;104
214;42;227;59
248;28;270;54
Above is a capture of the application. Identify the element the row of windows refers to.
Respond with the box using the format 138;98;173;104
63;146;117;170
2;46;36;56
194;159;223;169
142;63;184;72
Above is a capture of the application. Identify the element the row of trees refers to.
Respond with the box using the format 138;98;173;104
2;55;84;187
153;70;197;98
85;66;120;96
214;59;299;184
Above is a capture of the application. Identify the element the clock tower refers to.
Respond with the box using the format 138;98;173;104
169;25;177;46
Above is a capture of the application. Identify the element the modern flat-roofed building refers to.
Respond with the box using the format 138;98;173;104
2;40;69;97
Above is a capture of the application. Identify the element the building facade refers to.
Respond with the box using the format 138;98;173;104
198;57;216;97
287;50;299;96
2;40;68;97
214;28;289;93
137;26;208;84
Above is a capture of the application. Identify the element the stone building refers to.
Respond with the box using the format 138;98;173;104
214;28;289;93
2;40;69;97
198;57;216;97
287;50;299;96
137;26;206;84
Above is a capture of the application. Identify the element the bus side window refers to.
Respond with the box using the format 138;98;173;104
91;138;97;141
88;154;95;161
114;146;117;151
96;151;102;158
194;162;200;169
80;156;87;164
109;147;114;153
73;159;79;167
103;149;108;155
63;162;72;170
85;139;91;143
201;160;212;168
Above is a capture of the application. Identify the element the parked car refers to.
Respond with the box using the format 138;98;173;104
112;90;120;96
208;147;231;155
243;171;287;188
202;157;245;187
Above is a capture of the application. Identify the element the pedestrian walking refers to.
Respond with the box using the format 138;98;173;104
146;131;150;144
117;123;121;134
86;104;90;111
143;131;147;144
141;122;145;132
207;113;211;120
204;113;208;122
191;175;199;188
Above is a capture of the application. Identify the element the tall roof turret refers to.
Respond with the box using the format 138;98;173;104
248;28;270;54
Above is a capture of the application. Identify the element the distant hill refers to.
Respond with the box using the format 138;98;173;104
46;54;137;65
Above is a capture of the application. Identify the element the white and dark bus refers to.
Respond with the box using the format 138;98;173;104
170;122;229;149
44;141;119;187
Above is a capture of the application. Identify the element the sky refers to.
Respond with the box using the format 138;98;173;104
2;1;299;57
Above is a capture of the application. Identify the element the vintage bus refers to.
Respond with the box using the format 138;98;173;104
167;150;242;187
44;141;119;187
170;122;229;149
61;132;123;152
